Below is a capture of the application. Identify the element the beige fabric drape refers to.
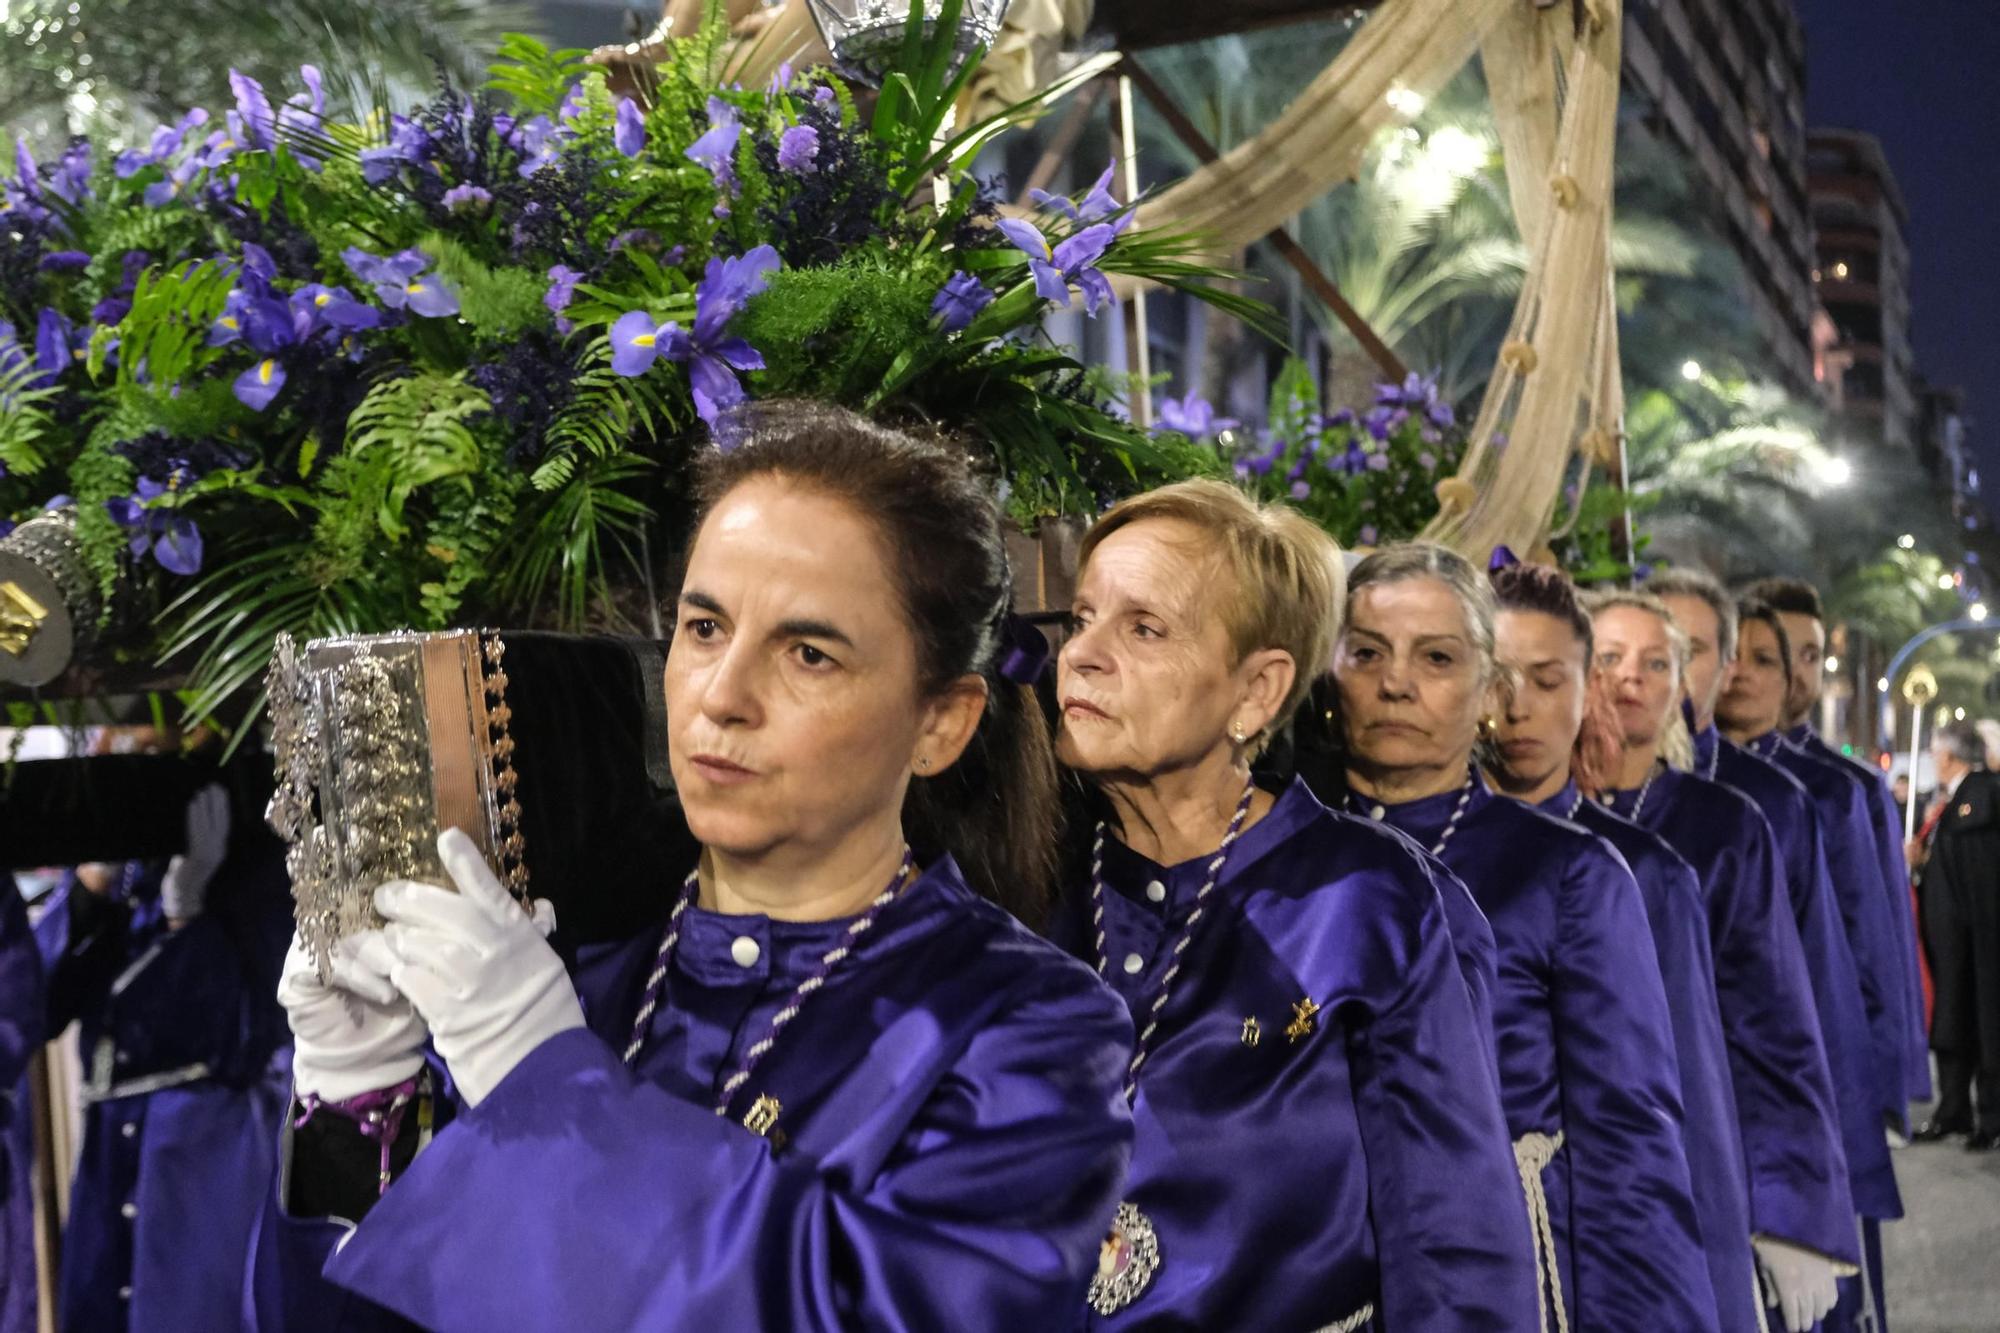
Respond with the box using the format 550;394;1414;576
1130;0;1514;252
1422;0;1624;555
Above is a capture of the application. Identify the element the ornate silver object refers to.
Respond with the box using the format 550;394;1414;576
1088;1201;1161;1316
265;630;529;977
804;0;1012;87
0;507;101;685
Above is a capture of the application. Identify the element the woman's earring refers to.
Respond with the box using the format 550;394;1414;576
1231;722;1249;745
916;756;931;773
1477;715;1498;741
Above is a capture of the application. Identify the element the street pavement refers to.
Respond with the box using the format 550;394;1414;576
1885;1133;2000;1332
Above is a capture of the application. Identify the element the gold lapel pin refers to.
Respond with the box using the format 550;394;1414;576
1241;1016;1262;1048
743;1093;783;1139
1285;997;1321;1044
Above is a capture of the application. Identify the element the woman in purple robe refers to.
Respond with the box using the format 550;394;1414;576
1328;544;1710;1332
1484;557;1759;1332
1046;482;1536;1331
1589;588;1859;1333
260;404;1134;1331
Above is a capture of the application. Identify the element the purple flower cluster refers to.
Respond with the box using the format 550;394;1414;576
750;84;901;267
611;246;780;426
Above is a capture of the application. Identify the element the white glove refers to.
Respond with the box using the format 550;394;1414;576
1753;1235;1841;1333
280;932;428;1102
363;827;580;1108
162;783;232;923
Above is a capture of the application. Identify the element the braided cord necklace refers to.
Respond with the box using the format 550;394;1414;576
1089;774;1257;1102
623;847;915;1119
1350;766;1476;858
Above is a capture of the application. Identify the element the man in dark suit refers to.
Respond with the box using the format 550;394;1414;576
1911;720;2000;1148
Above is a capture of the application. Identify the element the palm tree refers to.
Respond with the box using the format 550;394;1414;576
0;0;522;145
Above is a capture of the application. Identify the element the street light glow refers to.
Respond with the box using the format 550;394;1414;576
1820;456;1853;487
1898;533;1917;549
1824;656;1840;673
1680;360;1703;382
1878;677;1891;692
1956;707;1967;721
1974;602;1990;622
1938;573;1958;590
1386;85;1425;116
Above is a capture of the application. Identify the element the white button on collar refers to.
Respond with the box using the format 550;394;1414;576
1368;803;1386;821
1123;952;1145;975
120;1202;136;1220
730;936;761;968
1144;880;1167;903
120;1122;137;1139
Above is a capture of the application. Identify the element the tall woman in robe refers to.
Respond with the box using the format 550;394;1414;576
1589;588;1858;1333
1047;481;1535;1332
1329;543;1711;1332
1484;557;1759;1332
256;403;1135;1332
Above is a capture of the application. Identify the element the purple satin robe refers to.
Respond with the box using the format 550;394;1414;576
1789;723;1931;1103
1603;768;1859;1266
0;884;42;1333
283;857;1135;1332
1048;779;1537;1331
1366;777;1711;1329
1753;736;1912;1132
1537;782;1760;1333
1691;729;1900;1225
37;852;293;1333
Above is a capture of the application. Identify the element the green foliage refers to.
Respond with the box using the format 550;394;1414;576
744;258;941;404
99;260;235;390
0;360;63;477
425;234;551;339
494;453;654;629
483;33;591;119
531;340;691;492
317;372;488;561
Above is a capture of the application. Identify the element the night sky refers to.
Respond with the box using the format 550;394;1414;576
1799;1;2000;478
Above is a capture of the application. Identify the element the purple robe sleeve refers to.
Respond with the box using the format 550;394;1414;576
1864;769;1930;1100
1706;810;1858;1264
0;886;41;1099
1351;879;1541;1332
323;978;1132;1332
1550;844;1712;1324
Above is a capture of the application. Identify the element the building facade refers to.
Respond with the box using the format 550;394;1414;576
1623;0;1819;391
1808;127;1918;452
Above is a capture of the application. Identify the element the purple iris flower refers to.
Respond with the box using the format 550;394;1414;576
509;115;565;177
1031;163;1134;234
442;182;493;215
278;65;328;169
48;141;91;206
610;245;780;426
931;271;993;333
1153;394;1238;439
609;228;662;254
686;98;741;195
360;116;434;184
342;247;458;318
996;219;1118;316
557;83;587;125
33;309;80;380
91;298;131;325
233;357;286;411
144;155;203;207
776;125;819;174
813;85;836;107
38;250;89;271
1358;524;1379;546
291;284;381;332
1362;405;1397;441
228;70;276;150
1290;480;1311;501
767;63;795;95
5;138;42;218
1337;443;1368;475
134;510;204;574
545;264;583;333
614;98;647;158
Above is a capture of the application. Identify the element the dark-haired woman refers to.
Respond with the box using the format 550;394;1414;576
256;404;1135;1331
1486;558;1759;1332
1049;482;1537;1331
1331;543;1711;1332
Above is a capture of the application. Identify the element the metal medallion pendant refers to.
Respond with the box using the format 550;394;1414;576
1088;1201;1161;1316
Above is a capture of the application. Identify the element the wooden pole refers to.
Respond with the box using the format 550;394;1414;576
1122;57;1409;383
1109;75;1154;429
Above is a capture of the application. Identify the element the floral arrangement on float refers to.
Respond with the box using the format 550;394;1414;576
1215;357;1469;552
0;1;1266;721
